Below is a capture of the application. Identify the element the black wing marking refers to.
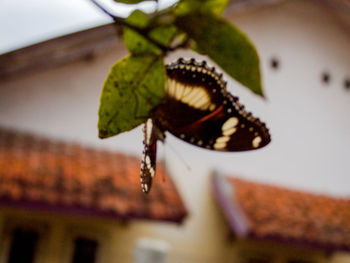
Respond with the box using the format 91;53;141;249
153;58;271;151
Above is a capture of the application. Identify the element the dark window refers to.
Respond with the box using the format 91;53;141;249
72;237;98;263
7;228;39;263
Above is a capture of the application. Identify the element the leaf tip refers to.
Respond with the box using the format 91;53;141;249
260;92;267;101
256;89;265;98
98;129;109;139
252;81;264;98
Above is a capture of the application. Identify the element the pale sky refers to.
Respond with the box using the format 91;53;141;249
0;0;177;54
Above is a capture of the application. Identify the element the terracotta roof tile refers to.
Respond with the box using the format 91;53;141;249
0;127;187;223
212;174;350;252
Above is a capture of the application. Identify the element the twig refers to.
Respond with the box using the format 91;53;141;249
90;0;169;53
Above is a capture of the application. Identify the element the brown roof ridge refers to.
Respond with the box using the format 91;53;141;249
231;176;350;201
0;126;187;223
212;173;350;253
0;125;135;160
0;23;118;80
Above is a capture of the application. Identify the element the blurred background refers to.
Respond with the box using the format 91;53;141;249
0;0;350;262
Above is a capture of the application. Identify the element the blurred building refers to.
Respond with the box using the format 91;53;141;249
213;173;350;263
0;0;350;262
0;128;186;263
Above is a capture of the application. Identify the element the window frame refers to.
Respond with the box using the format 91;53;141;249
0;218;49;263
62;225;109;263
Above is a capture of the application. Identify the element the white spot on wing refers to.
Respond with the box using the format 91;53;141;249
223;127;236;136
184;88;202;102
216;136;230;143
213;136;230;150
167;79;176;97
145;156;151;166
192;95;210;109
212;117;240;150
145;119;153;144
222;117;239;131
252;136;262;148
166;79;213;111
150;167;155;177
213;142;226;150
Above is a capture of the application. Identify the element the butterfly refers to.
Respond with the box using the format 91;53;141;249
140;58;271;193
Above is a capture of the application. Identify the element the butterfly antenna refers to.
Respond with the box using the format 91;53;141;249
165;142;192;172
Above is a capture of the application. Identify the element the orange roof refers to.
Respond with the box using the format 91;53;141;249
212;174;350;252
0;127;187;223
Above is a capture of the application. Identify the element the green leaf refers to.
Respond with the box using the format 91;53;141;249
203;0;229;15
124;10;159;54
124;30;159;54
98;54;166;138
126;9;149;28
175;0;228;16
175;0;200;16
175;13;263;96
124;10;179;55
149;24;178;46
114;0;156;4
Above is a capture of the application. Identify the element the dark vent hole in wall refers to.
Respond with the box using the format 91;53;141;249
270;57;280;70
321;72;331;84
345;78;350;90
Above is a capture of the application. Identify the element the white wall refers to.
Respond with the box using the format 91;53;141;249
224;0;350;195
0;0;350;261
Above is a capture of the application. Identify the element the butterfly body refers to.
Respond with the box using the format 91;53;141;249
140;58;271;193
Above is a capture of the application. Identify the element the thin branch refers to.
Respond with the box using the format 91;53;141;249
90;0;168;53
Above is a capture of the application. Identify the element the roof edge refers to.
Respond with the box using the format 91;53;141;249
248;233;350;254
0;198;186;225
211;172;250;237
0;23;119;80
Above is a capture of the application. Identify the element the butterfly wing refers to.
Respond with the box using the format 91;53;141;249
140;118;158;193
153;58;271;151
